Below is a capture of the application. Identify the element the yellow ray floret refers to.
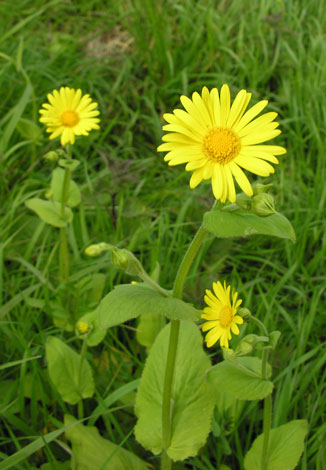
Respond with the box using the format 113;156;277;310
39;87;100;146
201;281;243;349
158;84;286;203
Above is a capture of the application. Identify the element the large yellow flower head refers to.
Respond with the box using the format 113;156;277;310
158;85;286;203
201;281;243;349
39;87;100;146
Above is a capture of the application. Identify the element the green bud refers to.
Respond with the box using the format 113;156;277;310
235;340;253;356
44;150;59;162
111;248;144;276
236;193;252;210
237;308;251;320
45;189;53;199
253;183;274;195
84;242;112;257
111;248;129;269
252;193;276;217
235;334;268;356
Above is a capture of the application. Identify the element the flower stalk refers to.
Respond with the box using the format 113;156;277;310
161;222;209;469
250;315;272;470
59;163;71;283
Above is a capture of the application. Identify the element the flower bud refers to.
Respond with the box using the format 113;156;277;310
76;320;91;335
252;193;276;217
236;193;252;210
235;334;260;356
235;340;253;356
84;242;112;257
253;183;274;195
237;308;251;320
111;248;144;276
44;150;59;162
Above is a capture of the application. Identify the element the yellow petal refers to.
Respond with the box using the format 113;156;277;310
238;111;278;137
234;99;268;133
210;88;221;127
181;94;211;128
231;92;252;128
242;144;286;155
220;84;231;126
211;164;223;200
229;161;253;196
162;124;203;141
189;167;204;188
240;129;281;146
201;320;219;332
185;159;207;171
226;89;248;128
212;281;228;304
190;90;213;127
235;155;275;176
224;164;236;202
173;109;207;135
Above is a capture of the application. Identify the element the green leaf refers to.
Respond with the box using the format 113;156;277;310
98;283;201;329
50;168;81;207
269;330;281;349
58;158;80;172
0;380;20;414
135;321;215;461
16;118;41;142
244;420;308;470
40;462;70;470
136;313;166;349
65;415;148;470
46;336;94;404
204;208;296;242
25;198;73;227
0;83;33;154
207;356;273;401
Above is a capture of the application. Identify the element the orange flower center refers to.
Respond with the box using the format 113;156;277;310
61;110;79;127
203;127;240;164
219;305;233;328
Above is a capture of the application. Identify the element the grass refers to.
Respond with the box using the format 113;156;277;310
0;0;325;468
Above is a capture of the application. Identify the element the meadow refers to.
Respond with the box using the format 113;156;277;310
0;0;325;469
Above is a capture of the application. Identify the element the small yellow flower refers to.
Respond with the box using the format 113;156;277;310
201;281;243;349
158;84;286;203
76;321;91;335
39;87;100;146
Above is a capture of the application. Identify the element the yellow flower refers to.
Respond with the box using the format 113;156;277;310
201;281;243;349
39;87;100;146
76;320;91;335
157;85;286;203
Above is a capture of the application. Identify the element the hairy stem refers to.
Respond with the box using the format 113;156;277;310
59;166;71;283
261;348;272;470
161;221;210;469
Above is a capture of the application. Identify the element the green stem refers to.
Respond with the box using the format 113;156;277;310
173;223;209;299
59;166;71;283
161;219;211;469
249;315;273;469
261;356;272;470
77;336;88;420
77;399;84;420
249;315;269;337
59;227;69;282
141;271;170;297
